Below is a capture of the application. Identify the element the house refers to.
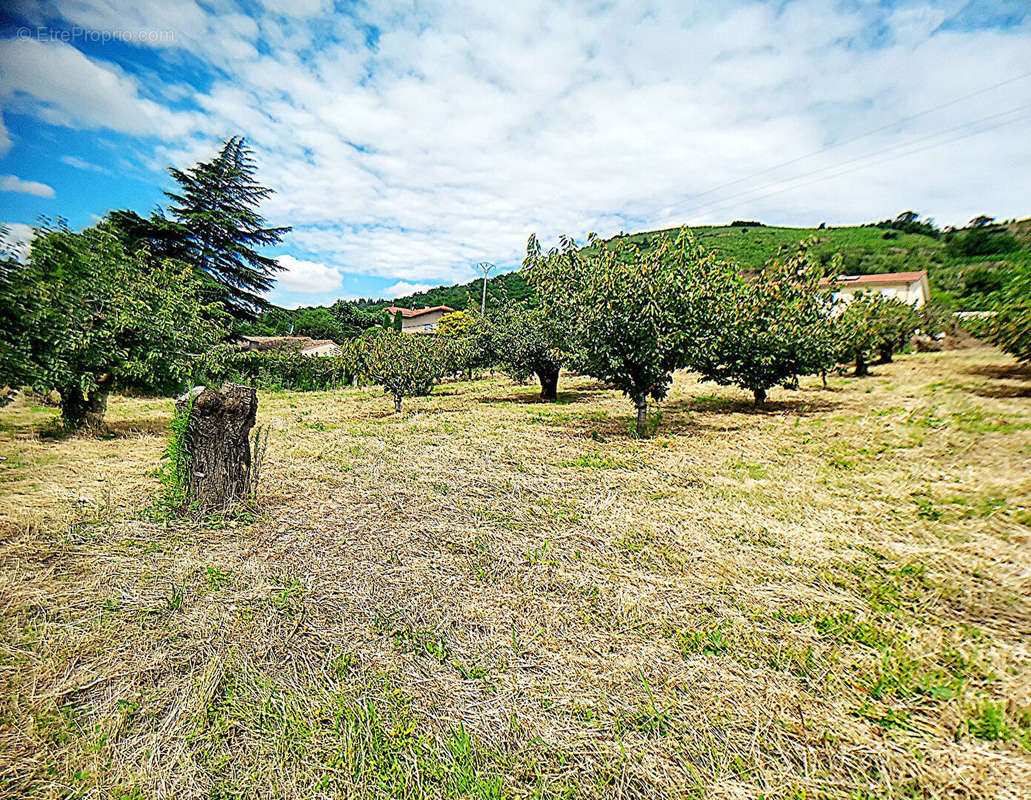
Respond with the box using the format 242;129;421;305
382;305;455;333
818;270;930;308
238;336;343;357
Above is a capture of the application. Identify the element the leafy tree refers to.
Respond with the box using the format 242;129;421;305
0;223;225;430
686;242;834;406
364;331;446;412
111;137;290;320
830;293;912;376
873;299;922;363
329;300;381;337
482;304;565;400
978;266;1031;362
523;228;725;436
290;308;347;342
436;309;488;378
392;310;404;332
871;211;940;239
946;223;1019;258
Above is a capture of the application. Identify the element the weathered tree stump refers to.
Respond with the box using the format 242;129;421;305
176;383;258;513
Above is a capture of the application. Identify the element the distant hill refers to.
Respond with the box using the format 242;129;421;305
357;271;532;313
622;218;1030;307
257;216;1029;340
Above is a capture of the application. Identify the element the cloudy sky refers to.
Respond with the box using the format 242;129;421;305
0;1;1028;307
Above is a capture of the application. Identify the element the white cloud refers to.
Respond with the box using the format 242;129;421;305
60;155;109;173
0;38;196;137
274;254;343;292
1;174;55;198
0;114;10;155
1;222;35;259
379;281;436;299
6;0;1031;292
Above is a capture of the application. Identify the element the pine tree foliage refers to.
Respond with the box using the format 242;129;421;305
163;136;290;317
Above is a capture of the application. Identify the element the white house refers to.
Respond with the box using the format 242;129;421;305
382;305;455;333
818;270;930;308
239;336;343;357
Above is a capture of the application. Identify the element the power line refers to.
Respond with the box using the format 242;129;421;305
673;102;1031;222
659;69;1031;219
670;109;1030;223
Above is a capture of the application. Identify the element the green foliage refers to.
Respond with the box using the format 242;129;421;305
197;344;358;391
831;294;921;376
686;241;835;405
238;305;373;343
524;227;725;435
392;310;403;332
364;331;447;412
110;136;290;320
869;210;941;239
0;223;226;430
946;218;1019;258
156;396;194;514
435;309;490;376
359;271;532;313
975;265;1031;362
480;303;564;399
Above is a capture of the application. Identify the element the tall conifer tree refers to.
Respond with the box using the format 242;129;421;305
163;137;291;318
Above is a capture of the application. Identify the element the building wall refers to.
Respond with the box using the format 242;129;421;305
400;309;448;332
832;279;928;308
301;343;343;357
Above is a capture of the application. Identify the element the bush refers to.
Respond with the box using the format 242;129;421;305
364;331;447;412
197;345;358;391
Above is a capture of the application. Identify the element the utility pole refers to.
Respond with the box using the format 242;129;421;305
478;262;494;314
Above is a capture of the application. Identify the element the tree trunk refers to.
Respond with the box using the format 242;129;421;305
60;385;109;431
537;364;559;401
821;370;827;388
753;387;767;407
877;346;893;364
854;353;868;377
61;386;87;430
393;395;402;413
635;402;648;438
176;383;257;514
85;391;108;430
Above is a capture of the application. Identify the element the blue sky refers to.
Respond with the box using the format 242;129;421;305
1;0;1029;308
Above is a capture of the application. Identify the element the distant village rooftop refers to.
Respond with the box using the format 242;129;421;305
238;336;342;356
382;305;455;333
819;270;929;308
382;305;455;318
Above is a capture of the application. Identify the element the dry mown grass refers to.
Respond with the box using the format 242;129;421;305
1;347;1029;799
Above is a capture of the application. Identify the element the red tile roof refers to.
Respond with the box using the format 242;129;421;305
382;305;455;318
819;270;927;287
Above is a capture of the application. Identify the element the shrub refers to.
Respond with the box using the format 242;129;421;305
197;345;358;391
364;331;447;412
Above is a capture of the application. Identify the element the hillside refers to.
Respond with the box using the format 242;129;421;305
360;217;1030;314
255;216;1029;342
357;271;533;313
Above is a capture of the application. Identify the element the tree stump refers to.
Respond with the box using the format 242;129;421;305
176;383;258;514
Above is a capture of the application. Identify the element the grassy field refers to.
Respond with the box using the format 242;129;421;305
1;347;1030;799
